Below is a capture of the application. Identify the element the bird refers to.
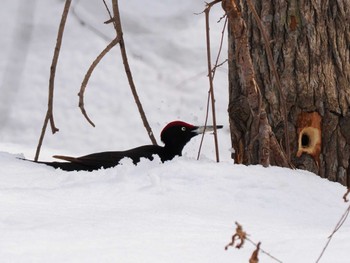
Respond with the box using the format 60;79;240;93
34;121;223;171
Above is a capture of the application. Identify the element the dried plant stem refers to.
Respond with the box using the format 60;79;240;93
197;10;227;161
225;222;283;263
110;0;157;145
35;0;71;161
207;0;222;8
316;203;350;262
78;36;120;127
197;92;211;160
71;0;110;42
204;3;220;162
245;238;282;263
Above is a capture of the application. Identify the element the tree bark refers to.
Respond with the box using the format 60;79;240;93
227;0;350;186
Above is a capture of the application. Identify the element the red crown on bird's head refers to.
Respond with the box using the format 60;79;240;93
160;121;195;141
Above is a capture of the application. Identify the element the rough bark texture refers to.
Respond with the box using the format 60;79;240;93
223;0;291;169
227;0;350;186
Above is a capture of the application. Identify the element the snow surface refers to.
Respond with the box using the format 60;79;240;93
0;0;349;262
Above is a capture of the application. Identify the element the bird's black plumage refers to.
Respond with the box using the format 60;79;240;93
34;121;223;171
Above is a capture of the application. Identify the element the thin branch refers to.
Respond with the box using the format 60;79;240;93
225;222;283;263
216;14;228;59
212;16;228;78
206;0;222;9
71;0;111;42
316;203;350;262
102;0;113;21
109;0;157;145
212;59;228;73
203;3;221;162
78;36;120;127
246;238;283;263
246;0;291;162
35;116;50;161
35;0;71;161
197;92;211;160
197;13;227;161
194;0;221;15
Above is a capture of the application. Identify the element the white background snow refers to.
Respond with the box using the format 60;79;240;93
0;0;349;262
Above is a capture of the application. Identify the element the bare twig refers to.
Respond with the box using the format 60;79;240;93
109;0;157;145
35;0;71;161
197;13;227;161
102;0;113;21
212;59;228;73
246;0;290;162
78;36;120;127
316;203;350;262
212;16;228;78
203;3;221;162
71;0;111;42
246;238;283;263
194;0;221;15
225;222;283;263
207;0;222;9
197;92;212;160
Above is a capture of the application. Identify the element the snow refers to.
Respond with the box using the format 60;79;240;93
0;0;349;262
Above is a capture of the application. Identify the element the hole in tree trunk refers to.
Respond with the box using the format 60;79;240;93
296;112;322;167
301;133;310;148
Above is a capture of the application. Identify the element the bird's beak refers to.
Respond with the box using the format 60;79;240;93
193;125;223;135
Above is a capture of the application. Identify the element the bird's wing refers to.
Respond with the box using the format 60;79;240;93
46;145;163;171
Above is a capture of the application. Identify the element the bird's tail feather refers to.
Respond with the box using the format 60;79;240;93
20;158;94;172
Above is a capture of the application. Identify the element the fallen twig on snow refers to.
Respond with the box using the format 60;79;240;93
316;192;350;262
225;222;283;263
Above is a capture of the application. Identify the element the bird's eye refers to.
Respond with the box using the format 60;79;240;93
181;127;186;131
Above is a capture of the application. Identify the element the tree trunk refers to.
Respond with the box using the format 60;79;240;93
226;0;350;186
